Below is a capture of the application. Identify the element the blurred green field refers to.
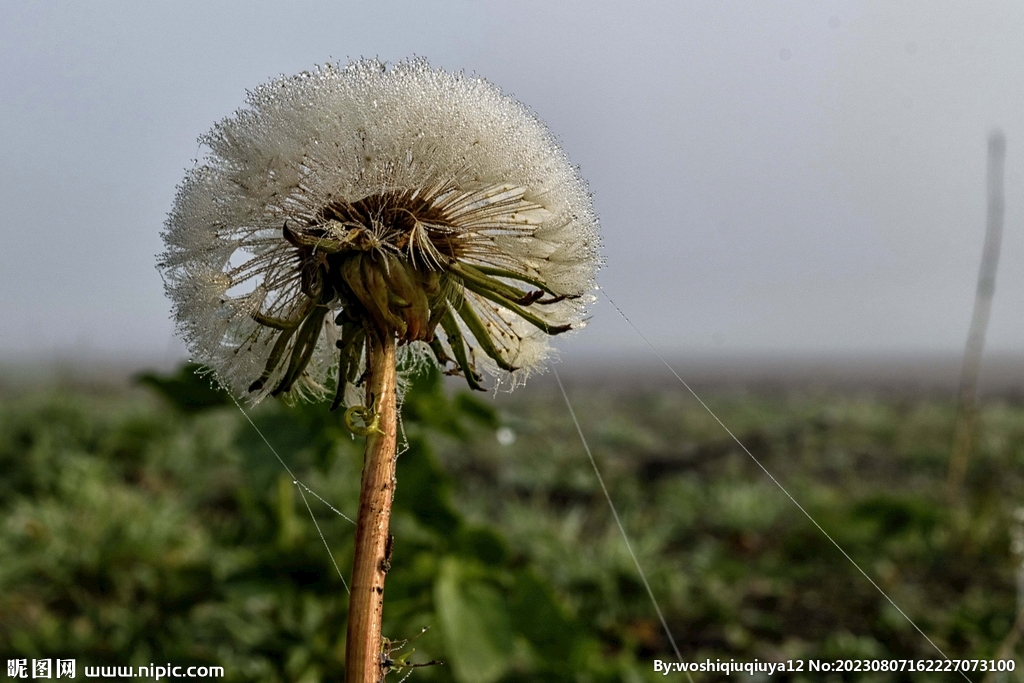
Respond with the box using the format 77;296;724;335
1;363;1022;682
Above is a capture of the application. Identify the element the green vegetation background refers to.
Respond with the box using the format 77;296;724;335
1;364;1022;681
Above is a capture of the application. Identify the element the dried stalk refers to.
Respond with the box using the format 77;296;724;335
948;131;1005;502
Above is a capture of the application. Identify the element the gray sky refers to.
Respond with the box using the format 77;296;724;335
2;1;1023;364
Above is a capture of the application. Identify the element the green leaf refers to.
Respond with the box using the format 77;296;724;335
454;393;499;429
402;365;499;436
395;436;461;536
509;570;579;662
434;557;513;683
136;363;230;414
454;526;507;566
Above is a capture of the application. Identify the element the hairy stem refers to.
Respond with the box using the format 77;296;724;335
345;331;398;683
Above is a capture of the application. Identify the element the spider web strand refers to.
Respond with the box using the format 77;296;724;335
602;291;967;680
553;366;691;682
228;394;353;594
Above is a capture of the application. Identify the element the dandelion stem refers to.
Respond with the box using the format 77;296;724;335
345;331;399;683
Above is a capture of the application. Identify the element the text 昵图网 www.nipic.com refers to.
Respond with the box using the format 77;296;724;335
655;658;1018;676
7;660;225;680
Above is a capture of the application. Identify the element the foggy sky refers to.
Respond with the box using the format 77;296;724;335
2;1;1023;364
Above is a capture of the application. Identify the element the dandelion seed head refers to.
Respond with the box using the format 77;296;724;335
159;58;601;402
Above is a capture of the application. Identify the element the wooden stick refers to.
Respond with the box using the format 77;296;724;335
345;331;398;683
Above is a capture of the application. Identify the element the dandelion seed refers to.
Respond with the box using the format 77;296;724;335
158;58;601;683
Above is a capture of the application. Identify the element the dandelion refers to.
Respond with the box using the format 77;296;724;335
158;58;600;682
